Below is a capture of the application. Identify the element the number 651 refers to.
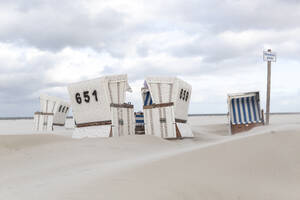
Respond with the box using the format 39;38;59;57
75;90;98;104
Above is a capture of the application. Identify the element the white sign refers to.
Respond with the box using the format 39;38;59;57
263;51;276;62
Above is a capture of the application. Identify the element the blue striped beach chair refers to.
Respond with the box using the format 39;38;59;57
135;111;145;134
135;112;144;126
134;89;153;134
228;91;264;134
142;90;153;107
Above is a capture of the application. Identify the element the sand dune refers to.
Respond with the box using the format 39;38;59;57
75;129;300;200
0;115;299;199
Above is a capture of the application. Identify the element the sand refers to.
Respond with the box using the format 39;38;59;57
0;114;299;199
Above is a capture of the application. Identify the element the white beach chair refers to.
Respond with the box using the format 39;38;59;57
68;74;135;138
142;77;193;139
34;94;70;132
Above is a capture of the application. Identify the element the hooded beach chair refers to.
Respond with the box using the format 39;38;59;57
228;91;264;134
68;74;135;138
134;111;145;134
133;84;154;135
142;76;193;139
34;94;70;132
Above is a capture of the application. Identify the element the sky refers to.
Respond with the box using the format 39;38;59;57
0;0;299;116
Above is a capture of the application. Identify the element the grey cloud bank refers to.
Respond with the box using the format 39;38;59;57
0;0;299;116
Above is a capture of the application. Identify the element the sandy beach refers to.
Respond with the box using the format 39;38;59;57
1;0;300;199
0;114;299;199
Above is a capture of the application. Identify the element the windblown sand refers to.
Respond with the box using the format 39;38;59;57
0;114;299;200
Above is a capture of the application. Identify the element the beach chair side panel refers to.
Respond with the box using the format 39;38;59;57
53;102;70;126
174;79;192;122
34;112;54;132
144;104;176;138
111;105;135;136
107;80;127;104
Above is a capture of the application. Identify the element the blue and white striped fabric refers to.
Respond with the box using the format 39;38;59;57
143;91;153;106
135;112;144;126
230;96;262;125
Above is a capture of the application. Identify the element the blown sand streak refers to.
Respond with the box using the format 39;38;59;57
0;115;299;199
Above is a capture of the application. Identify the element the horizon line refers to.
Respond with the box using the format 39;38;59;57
0;112;299;120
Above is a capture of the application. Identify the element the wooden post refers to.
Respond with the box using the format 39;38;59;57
266;49;272;125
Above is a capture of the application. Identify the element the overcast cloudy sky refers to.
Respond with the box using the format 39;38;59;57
0;0;299;116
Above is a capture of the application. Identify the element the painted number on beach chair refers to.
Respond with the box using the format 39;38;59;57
58;105;69;113
179;89;189;102
75;90;98;104
92;90;98;101
83;91;90;103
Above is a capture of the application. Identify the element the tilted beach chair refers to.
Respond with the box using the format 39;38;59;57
228;91;264;134
34;94;70;132
142;77;193;139
68;74;135;138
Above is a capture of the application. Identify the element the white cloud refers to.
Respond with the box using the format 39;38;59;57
0;0;299;116
45;48;119;83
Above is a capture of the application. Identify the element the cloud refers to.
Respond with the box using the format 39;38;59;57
0;0;299;116
152;0;300;31
0;1;127;56
0;43;121;116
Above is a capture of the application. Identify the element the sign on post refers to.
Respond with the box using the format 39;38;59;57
263;49;276;125
263;51;276;62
